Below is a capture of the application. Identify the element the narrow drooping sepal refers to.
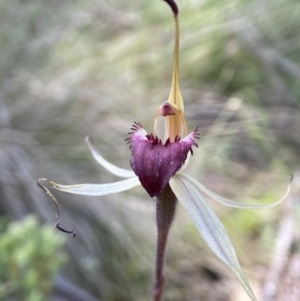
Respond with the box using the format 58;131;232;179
44;176;141;196
180;173;292;209
86;136;135;178
128;122;199;197
169;174;258;301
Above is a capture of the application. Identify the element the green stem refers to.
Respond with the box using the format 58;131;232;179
154;184;177;301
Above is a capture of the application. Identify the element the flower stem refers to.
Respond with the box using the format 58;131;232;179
154;184;177;301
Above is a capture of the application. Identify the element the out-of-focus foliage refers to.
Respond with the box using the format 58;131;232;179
0;0;299;300
0;216;66;301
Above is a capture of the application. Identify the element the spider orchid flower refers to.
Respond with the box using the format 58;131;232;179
38;1;292;300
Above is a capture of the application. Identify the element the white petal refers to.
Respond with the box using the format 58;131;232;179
181;173;291;209
86;136;135;178
169;174;257;301
47;176;141;196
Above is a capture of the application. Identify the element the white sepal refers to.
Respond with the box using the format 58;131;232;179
48;176;141;196
169;174;257;301
181;173;291;209
86;136;135;178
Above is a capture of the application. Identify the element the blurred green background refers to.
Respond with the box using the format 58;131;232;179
0;0;299;300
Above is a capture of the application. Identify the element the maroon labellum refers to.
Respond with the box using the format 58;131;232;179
127;122;199;197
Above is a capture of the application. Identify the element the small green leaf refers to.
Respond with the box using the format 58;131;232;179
169;174;257;301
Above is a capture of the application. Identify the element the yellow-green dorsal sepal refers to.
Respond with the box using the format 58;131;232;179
154;5;188;142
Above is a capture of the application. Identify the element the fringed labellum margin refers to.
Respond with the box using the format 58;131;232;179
127;122;199;197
